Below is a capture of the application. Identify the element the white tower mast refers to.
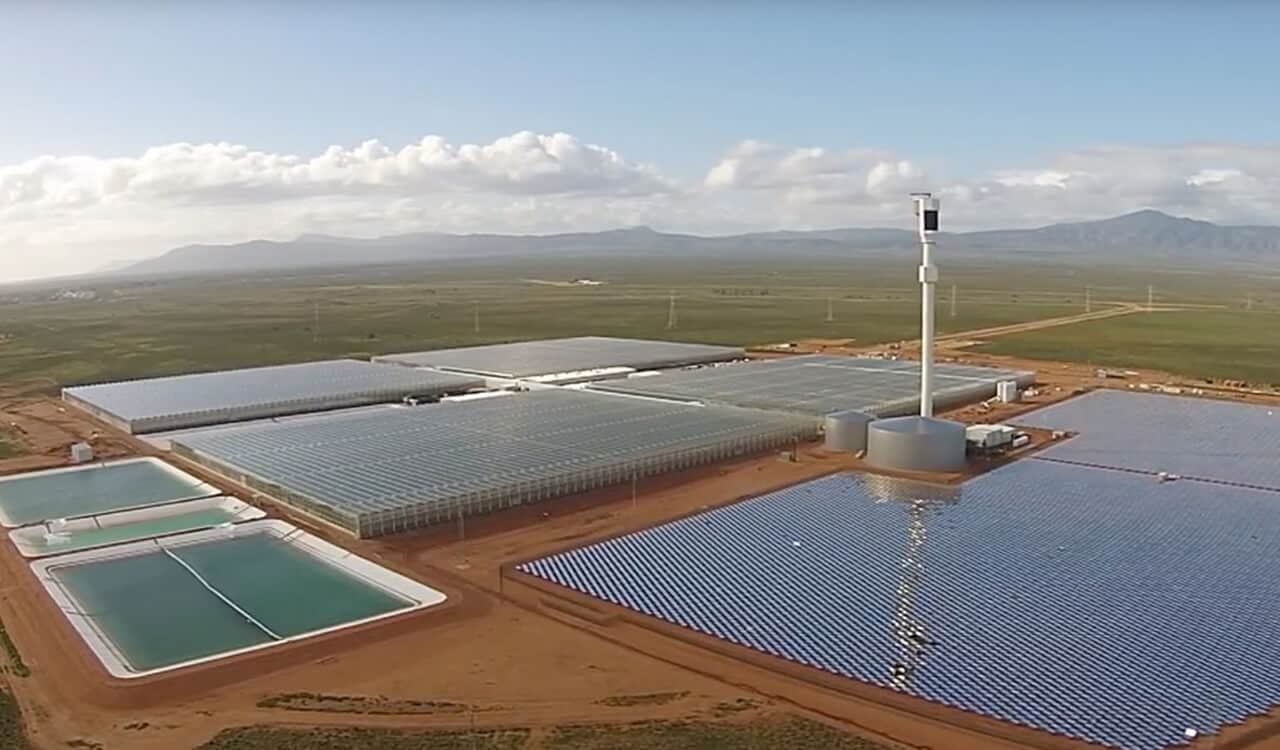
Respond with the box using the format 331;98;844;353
911;193;940;418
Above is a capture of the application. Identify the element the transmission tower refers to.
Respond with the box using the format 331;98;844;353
826;296;834;323
949;284;957;318
473;300;480;334
666;290;678;330
1085;286;1091;313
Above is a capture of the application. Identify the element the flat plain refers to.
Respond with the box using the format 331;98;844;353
2;256;1277;389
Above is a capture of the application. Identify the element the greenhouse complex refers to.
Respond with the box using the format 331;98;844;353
373;336;743;378
172;388;817;537
51;339;1042;538
62;359;482;434
592;355;1034;418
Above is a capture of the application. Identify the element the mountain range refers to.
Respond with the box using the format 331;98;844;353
120;210;1280;277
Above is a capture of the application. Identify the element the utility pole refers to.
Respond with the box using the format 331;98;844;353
666;290;678;330
472;300;480;334
1085;286;1091;314
1147;285;1154;311
825;296;835;323
312;300;320;345
949;284;957;318
1246;295;1253;312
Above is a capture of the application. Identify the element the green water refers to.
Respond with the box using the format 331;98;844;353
53;532;412;672
175;535;410;636
0;461;210;526
25;508;237;555
56;551;271;672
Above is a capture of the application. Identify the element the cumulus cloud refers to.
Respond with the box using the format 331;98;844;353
2;132;1279;281
700;140;1280;230
952;144;1280;227
0;131;668;214
704;140;924;204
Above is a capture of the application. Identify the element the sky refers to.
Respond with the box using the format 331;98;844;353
2;1;1279;281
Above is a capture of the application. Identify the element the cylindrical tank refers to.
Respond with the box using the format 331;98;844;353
823;410;874;453
865;416;967;472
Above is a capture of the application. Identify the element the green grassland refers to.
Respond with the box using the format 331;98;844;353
974;308;1280;385
0;256;1276;389
198;716;892;750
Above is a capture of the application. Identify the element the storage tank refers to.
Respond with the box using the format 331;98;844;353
996;380;1020;403
865;416;966;472
823;410;875;453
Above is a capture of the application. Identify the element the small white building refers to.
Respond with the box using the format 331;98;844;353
965;424;1016;451
996;380;1020;403
70;442;94;464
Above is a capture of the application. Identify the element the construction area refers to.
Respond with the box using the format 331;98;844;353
2;306;1280;750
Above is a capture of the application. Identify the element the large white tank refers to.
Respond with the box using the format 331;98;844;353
865;416;967;472
823;410;875;453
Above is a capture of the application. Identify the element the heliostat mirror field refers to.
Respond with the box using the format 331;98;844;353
520;458;1280;750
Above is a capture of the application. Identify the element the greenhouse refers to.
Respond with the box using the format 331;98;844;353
373;336;742;378
62;359;482;434
172;389;817;537
592;355;1033;417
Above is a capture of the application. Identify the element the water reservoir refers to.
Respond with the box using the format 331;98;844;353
0;458;218;527
8;496;263;557
33;520;446;677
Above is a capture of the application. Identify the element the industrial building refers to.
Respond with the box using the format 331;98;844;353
591;355;1032;418
62;359;482;434
373;336;743;379
172;389;817;537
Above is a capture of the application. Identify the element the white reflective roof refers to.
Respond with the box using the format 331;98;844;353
592;355;1033;417
374;336;742;378
173;389;816;535
64;360;482;432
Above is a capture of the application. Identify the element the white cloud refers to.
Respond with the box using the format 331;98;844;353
2;133;1279;281
0;131;668;214
704;140;924;202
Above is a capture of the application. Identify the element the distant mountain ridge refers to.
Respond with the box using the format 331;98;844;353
120;210;1280;277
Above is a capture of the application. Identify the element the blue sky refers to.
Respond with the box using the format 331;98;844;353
2;2;1279;280
5;2;1276;171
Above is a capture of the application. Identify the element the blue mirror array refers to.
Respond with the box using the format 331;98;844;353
521;455;1280;750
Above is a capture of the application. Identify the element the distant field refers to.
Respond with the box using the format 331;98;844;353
974;309;1280;385
0;256;1276;389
